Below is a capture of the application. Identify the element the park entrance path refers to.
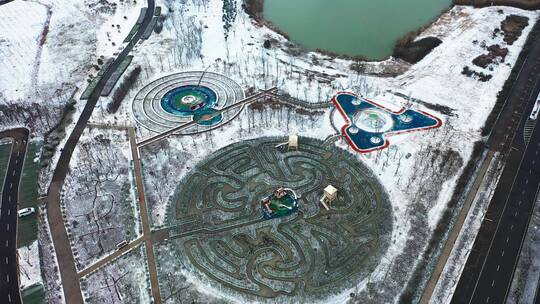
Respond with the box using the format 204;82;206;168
128;127;162;304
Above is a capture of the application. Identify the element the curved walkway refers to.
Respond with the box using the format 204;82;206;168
45;1;155;303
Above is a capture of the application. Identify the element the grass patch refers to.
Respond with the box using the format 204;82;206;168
21;283;46;304
17;142;41;248
0;143;11;188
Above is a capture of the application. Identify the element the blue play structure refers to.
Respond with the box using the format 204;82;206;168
332;92;442;153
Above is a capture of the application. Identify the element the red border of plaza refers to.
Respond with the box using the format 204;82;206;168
331;91;443;153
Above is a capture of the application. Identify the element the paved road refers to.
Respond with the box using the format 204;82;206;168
451;37;540;303
45;1;155;303
0;128;30;304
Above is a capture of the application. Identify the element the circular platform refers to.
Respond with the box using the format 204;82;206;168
162;137;392;301
353;108;394;133
160;85;217;116
132;71;245;133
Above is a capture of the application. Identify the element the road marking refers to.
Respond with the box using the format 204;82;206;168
5;240;8;247
519;200;522;206
12;170;15;176
511;224;514;230
9;183;12;189
515;211;518;217
502;250;505;256
496;264;500;271
6;274;9;282
8;293;11;302
485;296;490;303
5;257;7;264
506;236;509;243
491;280;495;287
6;223;9;231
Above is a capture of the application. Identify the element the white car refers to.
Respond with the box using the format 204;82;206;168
17;207;35;217
116;240;129;250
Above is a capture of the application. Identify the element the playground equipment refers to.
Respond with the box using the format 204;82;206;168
320;185;338;211
261;187;299;219
275;134;299;151
288;135;298;151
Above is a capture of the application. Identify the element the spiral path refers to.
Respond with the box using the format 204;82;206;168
160;137;392;301
132;71;245;133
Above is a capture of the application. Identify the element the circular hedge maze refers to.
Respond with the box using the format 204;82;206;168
132;71;245;133
164;137;392;301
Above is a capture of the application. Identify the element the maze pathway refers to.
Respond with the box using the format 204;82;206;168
160;137;393;301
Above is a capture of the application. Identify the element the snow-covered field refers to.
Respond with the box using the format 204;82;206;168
0;0;142;136
18;240;43;290
60;127;140;270
81;244;151;304
0;1;47;100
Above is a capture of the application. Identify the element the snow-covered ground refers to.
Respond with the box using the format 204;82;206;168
38;204;64;304
81;244;151;304
60;127;140;270
0;1;47;101
18;240;43;290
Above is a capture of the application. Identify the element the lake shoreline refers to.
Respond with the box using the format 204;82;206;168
242;0;451;62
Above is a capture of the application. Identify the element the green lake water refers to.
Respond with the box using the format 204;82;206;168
263;0;452;60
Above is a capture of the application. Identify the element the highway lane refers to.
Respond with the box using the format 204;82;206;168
469;118;540;304
44;1;155;303
0;128;30;304
451;51;540;303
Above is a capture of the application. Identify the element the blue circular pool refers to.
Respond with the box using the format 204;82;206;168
160;85;217;116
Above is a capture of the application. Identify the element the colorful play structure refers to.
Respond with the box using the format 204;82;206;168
261;187;299;219
332;92;442;153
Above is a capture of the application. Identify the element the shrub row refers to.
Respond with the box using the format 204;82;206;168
107;66;141;113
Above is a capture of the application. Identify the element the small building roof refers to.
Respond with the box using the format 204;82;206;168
324;185;338;195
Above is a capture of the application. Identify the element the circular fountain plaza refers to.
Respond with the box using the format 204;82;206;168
132;71;245;133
